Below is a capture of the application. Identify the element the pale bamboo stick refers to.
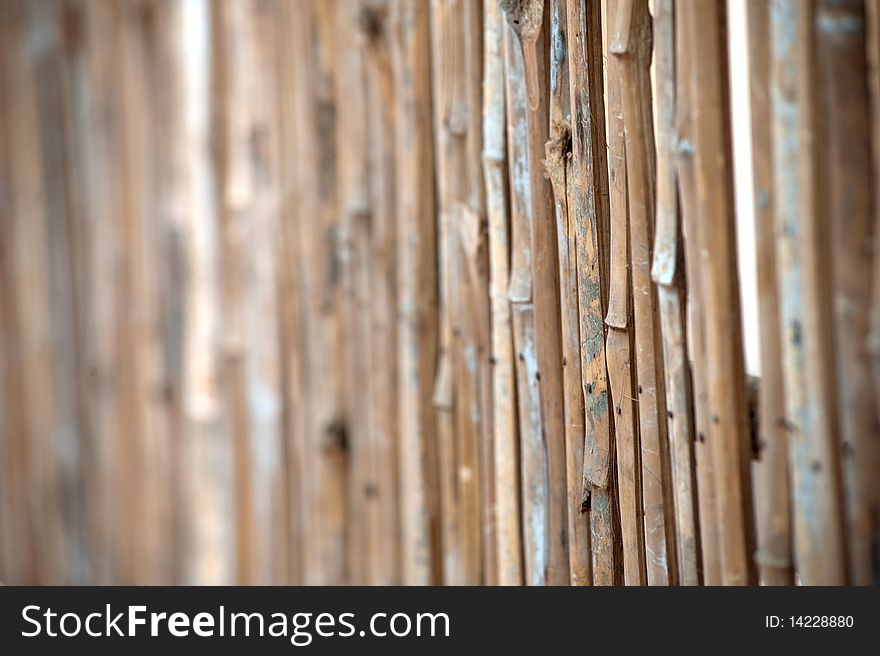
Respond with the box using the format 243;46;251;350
484;0;524;587
462;0;497;587
651;0;699;586
502;0;570;587
674;2;718;586
611;0;676;585
865;0;880;586
546;0;591;587
568;0;618;586
336;0;375;586
745;0;793;586
686;0;756;586
817;0;877;586
503;18;547;586
770;0;848;585
393;0;441;585
603;0;645;587
360;0;403;586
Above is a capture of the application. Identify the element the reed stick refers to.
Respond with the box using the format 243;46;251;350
673;2;718;586
816;0;877;586
745;0;793;587
770;0;848;586
611;0;676;585
651;0;699;587
393;0;442;585
603;0;645;587
483;0;522;586
566;0;618;586
546;0;591;587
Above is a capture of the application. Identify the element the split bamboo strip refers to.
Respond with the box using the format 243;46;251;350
566;0;618;586
502;0;570;588
483;0;523;587
336;0;374;586
866;0;880;585
611;0;676;586
770;0;848;586
816;0;877;586
674;2;718;586
461;0;497;587
503;18;546;586
546;0;592;587
393;0;442;585
685;0;756;586
289;0;349;585
746;0;794;587
651;0;699;587
360;0;403;587
603;0;645;587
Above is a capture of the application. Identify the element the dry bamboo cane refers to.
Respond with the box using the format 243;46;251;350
393;0;441;585
116;0;174;584
603;0;645;587
0;0;63;583
611;0;676;585
218;0;286;584
430;0;470;585
502;0;570;588
569;0;619;586
277;0;310;586
336;0;375;586
685;0;756;586
462;0;498;587
770;0;848;585
483;0;524;587
747;0;794;585
545;0;592;587
70;0;138;583
25;0;98;584
503;18;546;586
745;0;794;587
448;0;484;586
816;0;877;586
360;0;402;586
650;0;699;587
289;0;350;585
673;3;718;586
865;0;880;584
156;0;225;585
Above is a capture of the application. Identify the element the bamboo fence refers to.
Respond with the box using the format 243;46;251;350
1;0;879;585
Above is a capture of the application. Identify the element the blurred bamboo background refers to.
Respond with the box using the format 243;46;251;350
1;0;879;585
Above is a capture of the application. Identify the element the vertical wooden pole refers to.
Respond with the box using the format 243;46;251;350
746;0;794;586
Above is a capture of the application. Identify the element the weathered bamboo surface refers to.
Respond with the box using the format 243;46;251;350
2;0;879;586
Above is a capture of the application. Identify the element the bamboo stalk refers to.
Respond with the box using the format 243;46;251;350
462;0;497;587
770;0;848;586
360;0;402;586
685;0;756;586
502;0;569;588
674;2;718;586
816;0;877;586
566;0;618;586
484;0;523;586
603;0;645;587
336;0;375;586
651;0;699;586
503;18;546;586
288;0;350;585
865;0;880;585
393;0;441;585
746;0;793;586
546;0;591;587
611;0;676;585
